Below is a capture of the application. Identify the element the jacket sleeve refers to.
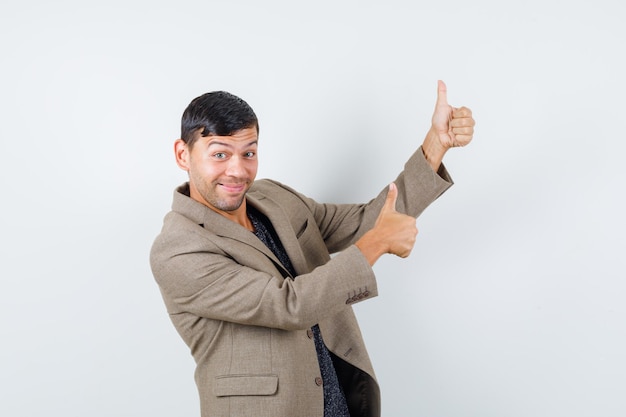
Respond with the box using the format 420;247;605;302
265;146;453;254
150;217;376;331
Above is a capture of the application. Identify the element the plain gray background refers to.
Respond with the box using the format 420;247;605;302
2;0;625;416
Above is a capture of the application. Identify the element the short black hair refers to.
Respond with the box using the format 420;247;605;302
180;91;259;149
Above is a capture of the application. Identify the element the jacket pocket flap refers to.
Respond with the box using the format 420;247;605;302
214;374;279;397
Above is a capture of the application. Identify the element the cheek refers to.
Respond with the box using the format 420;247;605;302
190;161;221;182
247;161;259;177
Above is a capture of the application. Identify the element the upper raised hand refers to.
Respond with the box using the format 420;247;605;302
431;80;475;149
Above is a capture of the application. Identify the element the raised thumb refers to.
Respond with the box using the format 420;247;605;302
436;80;448;107
382;182;398;213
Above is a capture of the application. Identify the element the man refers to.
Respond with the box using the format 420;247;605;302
150;81;474;417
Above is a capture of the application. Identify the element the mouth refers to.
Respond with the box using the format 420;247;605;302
219;182;247;194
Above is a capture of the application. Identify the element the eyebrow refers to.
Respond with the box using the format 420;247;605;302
207;140;258;149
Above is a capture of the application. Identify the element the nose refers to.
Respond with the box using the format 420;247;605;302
224;155;246;177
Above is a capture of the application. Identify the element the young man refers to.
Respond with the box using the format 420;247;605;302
150;81;474;417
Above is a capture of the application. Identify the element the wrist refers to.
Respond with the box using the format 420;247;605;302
422;127;447;172
355;231;386;266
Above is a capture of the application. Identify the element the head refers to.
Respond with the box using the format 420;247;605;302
180;91;259;150
174;91;259;217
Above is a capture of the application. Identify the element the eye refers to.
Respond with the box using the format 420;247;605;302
213;152;228;159
244;151;256;158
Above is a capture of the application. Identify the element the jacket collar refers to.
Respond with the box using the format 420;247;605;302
171;182;303;278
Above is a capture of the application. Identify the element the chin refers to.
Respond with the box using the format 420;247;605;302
217;199;245;212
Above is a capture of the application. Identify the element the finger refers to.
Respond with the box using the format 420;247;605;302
452;106;472;118
382;182;398;213
450;117;476;128
452;135;473;146
436;80;448;107
451;126;474;135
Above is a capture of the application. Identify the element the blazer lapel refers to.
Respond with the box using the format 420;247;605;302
246;190;309;277
172;185;292;278
205;208;295;278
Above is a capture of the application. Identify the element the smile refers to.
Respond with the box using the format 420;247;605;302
219;183;247;193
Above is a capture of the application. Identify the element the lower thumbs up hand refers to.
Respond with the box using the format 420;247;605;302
355;183;418;265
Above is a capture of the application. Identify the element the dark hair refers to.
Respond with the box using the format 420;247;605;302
180;91;259;148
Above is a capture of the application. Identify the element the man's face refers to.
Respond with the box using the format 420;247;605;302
176;127;258;215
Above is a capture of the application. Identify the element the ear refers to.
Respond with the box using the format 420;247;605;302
174;139;190;171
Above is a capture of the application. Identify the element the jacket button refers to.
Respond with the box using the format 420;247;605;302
307;329;314;339
315;377;323;386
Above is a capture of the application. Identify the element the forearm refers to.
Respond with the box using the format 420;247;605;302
355;144;453;266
